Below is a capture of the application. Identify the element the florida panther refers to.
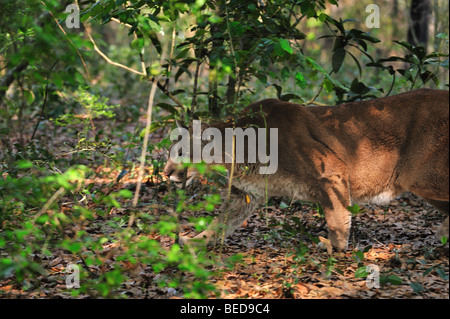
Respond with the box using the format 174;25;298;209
163;89;449;252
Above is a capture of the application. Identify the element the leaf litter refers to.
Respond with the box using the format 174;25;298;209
1;124;448;299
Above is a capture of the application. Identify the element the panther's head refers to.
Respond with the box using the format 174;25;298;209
162;153;197;187
162;120;202;187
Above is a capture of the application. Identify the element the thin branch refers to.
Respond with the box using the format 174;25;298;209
164;23;177;91
385;73;396;97
41;1;91;81
111;16;147;75
83;3;146;76
0;61;29;101
306;81;324;105
31;59;59;141
150;77;185;109
191;58;201;115
292;13;307;30
219;130;236;261
110;17;132;28
85;23;186;109
86;31;146;76
132;80;157;207
33;187;65;224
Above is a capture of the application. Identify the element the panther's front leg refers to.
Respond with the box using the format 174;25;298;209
180;187;263;246
318;178;352;252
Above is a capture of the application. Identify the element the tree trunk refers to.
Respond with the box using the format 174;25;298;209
407;0;431;50
391;0;400;40
208;0;225;119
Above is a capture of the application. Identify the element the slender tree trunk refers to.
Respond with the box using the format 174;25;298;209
407;0;431;50
225;75;237;106
391;0;400;40
208;1;225;119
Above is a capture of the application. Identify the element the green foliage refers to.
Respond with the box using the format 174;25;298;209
380;274;402;286
347;203;365;217
1;0;89;131
1;0;448;299
0;159;225;298
81;0;448;117
0;163;89;282
52;87;118;126
368;36;450;94
351;245;372;278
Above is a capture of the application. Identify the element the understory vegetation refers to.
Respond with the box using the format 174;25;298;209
0;0;448;298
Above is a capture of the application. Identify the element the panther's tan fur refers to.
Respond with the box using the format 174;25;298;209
164;89;449;251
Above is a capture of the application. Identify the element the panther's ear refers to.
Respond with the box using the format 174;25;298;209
201;122;211;131
175;119;187;129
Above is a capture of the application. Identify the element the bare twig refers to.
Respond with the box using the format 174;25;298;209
86;31;147;76
41;1;91;81
219;131;236;260
85;22;186;109
132;79;158;207
306;81;324;105
150;77;185;109
191;59;201;115
32;187;66;224
0;61;29;102
110;17;132;28
31;60;59;141
163;24;177;92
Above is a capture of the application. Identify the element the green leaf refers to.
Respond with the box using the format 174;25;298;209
271;83;283;98
436;267;449;280
363;245;373;253
279;201;290;209
332;47;346;73
167;244;181;262
325;257;337;277
156;102;179;115
420;71;439;85
352;250;365;263
278;38;293;54
149;32;162;55
323;78;334;93
281;66;290;81
211;164;227;174
350;78;371;95
16;160;33;169
280;93;303;102
116;169;128;183
318;13;328;22
409;282;424;293
131;37;145;51
347;203;365;215
354;266;369;278
348;51;362;77
381;274;402;285
36;214;49;224
349;29;380;44
295;72;307;89
118;189;133;198
67;242;82;254
394;40;414;50
140;122;163;137
23;90;35;104
305;57;347;90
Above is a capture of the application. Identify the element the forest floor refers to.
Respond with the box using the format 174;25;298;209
138;185;450;299
0;120;448;299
